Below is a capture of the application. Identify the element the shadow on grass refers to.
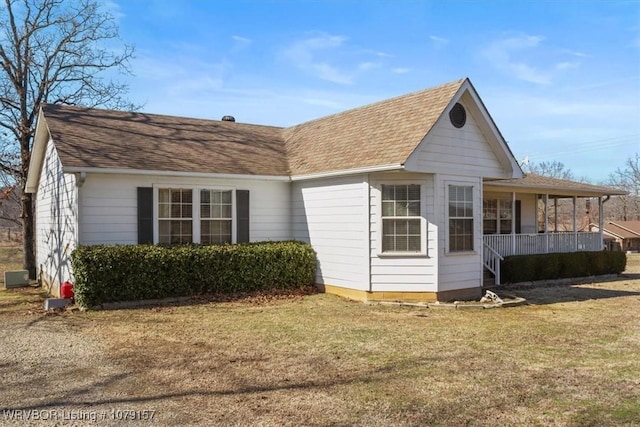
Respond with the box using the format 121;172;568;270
513;284;640;305
0;356;432;413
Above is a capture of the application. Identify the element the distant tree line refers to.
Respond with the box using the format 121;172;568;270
523;154;640;224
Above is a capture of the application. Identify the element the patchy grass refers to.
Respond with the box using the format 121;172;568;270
625;252;640;274
1;250;639;426
0;245;24;281
0;245;46;314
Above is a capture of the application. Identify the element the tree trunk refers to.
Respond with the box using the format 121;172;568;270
21;192;36;279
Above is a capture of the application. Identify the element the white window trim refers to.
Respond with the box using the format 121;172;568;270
445;182;477;255
375;182;428;257
152;184;237;244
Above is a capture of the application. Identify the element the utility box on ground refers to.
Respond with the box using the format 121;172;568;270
3;270;29;289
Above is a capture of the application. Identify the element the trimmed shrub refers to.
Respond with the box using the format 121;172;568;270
70;241;317;309
501;251;626;284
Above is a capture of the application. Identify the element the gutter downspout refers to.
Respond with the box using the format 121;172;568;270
599;196;610;250
366;175;372;293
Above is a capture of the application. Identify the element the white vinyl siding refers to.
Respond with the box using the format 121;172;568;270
519;193;538;234
79;174;290;245
35;139;77;291
404;93;509;179
291;176;369;290
370;172;438;292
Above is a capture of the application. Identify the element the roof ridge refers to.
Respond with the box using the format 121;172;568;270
42;103;285;131
284;77;466;131
607;221;640;237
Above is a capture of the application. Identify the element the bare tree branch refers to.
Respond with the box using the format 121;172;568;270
0;0;138;276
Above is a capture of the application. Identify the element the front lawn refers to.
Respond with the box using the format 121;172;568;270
0;253;639;426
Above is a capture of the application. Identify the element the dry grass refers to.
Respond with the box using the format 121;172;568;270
0;244;24;283
1;251;639;426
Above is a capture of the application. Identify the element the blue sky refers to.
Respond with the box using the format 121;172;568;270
107;0;640;182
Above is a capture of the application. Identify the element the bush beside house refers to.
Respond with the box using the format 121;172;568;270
70;241;317;309
501;251;626;284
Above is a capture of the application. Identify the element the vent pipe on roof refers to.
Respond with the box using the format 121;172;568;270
221;115;235;122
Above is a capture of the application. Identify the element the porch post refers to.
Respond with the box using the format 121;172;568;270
544;194;549;253
554;197;558;232
598;196;604;249
573;196;578;251
511;191;516;254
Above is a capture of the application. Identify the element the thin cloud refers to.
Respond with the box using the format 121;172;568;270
283;33;353;84
481;34;551;85
358;62;382;71
555;61;580;71
361;49;393;58
429;35;450;48
102;0;125;20
231;35;252;53
391;67;411;74
560;49;591;58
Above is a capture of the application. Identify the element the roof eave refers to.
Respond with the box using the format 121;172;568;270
290;164;404;181
483;181;627;197
62;166;291;182
25;108;50;193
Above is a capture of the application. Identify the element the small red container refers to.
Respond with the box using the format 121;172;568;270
60;281;74;299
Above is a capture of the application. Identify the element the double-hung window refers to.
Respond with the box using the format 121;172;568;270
200;190;232;244
448;185;474;252
381;184;421;253
157;188;233;245
158;189;193;244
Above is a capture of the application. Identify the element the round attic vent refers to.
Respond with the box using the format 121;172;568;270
221;115;236;122
449;103;466;128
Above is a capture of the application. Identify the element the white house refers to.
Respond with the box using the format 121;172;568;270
25;78;625;300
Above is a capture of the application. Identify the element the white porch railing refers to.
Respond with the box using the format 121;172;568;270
483;242;504;285
483;232;602;257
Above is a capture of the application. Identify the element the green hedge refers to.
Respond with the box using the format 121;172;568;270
70;241;317;309
501;251;626;284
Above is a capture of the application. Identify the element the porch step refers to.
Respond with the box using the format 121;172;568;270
483;268;495;287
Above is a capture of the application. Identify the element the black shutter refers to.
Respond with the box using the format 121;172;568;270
236;190;250;243
137;187;154;244
515;200;522;234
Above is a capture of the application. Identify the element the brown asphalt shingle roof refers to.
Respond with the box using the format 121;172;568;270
283;79;465;175
41;78;466;177
486;174;627;196
602;221;640;239
41;104;289;176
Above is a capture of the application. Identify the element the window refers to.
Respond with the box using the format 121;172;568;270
158;189;193;244
499;200;513;234
449;185;474;252
483;199;497;235
381;184;421;252
157;188;234;245
483;199;513;235
200;190;232;244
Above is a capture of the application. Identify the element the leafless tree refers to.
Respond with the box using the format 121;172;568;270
0;0;136;277
604;153;640;221
523;160;576;181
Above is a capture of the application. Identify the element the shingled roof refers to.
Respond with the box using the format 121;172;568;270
36;78;467;180
485;174;627;197
283;78;465;175
601;221;640;239
40;104;289;176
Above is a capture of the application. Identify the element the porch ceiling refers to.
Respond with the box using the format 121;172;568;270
483;174;627;198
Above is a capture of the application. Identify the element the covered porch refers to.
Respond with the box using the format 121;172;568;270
481;174;626;284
